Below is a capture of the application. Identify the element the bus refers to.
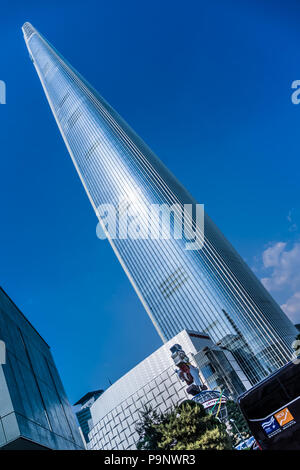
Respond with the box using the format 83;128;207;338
238;360;300;450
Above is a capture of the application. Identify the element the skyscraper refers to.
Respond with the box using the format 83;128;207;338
22;22;298;385
74;390;104;444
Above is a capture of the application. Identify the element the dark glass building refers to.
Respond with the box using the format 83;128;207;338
0;287;83;450
22;22;298;386
74;390;103;444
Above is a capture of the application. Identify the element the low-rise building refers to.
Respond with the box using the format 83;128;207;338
88;329;251;450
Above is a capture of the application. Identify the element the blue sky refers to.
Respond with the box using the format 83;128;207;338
0;0;300;403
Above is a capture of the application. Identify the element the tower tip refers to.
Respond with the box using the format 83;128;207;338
22;22;36;41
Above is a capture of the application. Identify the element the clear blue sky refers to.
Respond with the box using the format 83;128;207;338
1;0;300;403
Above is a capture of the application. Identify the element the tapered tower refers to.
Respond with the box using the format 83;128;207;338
22;22;298;384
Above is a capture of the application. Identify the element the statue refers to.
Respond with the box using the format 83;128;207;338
170;344;207;396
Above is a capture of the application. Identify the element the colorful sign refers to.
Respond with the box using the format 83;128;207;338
274;408;295;429
200;397;227;409
261;407;296;438
261;416;281;437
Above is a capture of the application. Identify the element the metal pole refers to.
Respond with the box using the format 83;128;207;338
230;419;243;443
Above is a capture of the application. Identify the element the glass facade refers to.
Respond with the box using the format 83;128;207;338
22;22;298;385
0;287;83;450
194;346;251;398
74;390;104;443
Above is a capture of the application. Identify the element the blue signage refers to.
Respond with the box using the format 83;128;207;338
261;416;280;437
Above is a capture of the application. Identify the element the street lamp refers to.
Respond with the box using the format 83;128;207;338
229;418;243;443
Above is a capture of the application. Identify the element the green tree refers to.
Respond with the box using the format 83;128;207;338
156;400;232;450
226;400;251;446
135;405;167;450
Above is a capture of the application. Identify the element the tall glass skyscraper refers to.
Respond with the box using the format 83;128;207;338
22;22;298;385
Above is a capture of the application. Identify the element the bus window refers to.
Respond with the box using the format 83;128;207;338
278;366;300;401
241;378;288;419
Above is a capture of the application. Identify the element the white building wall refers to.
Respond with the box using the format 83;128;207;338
88;330;208;450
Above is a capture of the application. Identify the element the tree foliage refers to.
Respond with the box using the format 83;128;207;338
135;405;167;450
226;399;251;446
136;400;232;450
157;401;232;450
